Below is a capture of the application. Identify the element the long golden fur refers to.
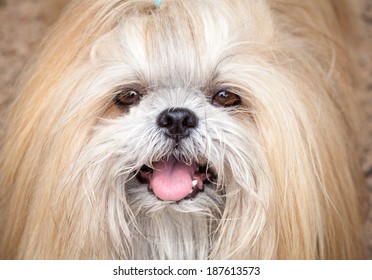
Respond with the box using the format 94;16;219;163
0;0;367;259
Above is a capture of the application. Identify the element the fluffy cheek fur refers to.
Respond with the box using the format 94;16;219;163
0;0;366;259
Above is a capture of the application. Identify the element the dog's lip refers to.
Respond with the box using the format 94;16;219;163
136;160;217;201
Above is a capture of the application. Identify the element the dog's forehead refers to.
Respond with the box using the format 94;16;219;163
90;0;272;88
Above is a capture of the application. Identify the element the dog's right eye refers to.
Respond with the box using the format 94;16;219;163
114;90;142;108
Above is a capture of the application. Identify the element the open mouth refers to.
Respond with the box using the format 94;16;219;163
136;158;216;202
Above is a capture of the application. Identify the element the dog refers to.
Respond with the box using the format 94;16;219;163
0;0;367;259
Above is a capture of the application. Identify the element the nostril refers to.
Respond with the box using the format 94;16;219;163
158;114;173;128
183;112;197;128
157;107;198;141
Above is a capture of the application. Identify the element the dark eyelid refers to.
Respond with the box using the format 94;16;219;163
113;84;146;96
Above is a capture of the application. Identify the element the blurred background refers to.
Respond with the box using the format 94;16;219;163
0;0;372;259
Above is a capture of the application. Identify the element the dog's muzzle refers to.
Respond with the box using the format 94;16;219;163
135;107;216;202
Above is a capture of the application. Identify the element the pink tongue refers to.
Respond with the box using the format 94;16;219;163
150;160;199;201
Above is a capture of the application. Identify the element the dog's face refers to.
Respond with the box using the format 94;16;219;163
58;2;273;258
92;28;259;202
79;4;270;206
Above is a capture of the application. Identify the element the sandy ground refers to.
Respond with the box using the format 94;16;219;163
1;0;372;258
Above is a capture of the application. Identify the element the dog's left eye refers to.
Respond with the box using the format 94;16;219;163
212;90;241;107
114;90;142;108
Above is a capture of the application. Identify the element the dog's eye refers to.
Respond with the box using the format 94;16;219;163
212;90;241;107
114;90;142;108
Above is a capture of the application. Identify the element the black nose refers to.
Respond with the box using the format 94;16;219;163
157;107;198;142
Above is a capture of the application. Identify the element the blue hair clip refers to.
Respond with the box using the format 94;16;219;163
155;0;161;8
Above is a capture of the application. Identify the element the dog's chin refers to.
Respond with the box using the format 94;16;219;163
125;177;224;259
123;155;225;259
